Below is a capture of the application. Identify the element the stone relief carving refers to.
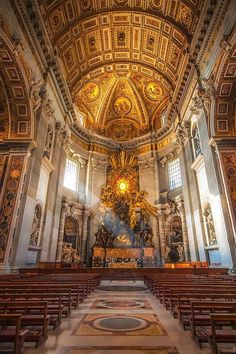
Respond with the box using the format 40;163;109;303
29;204;42;247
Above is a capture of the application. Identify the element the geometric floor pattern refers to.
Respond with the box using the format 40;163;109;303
25;280;213;354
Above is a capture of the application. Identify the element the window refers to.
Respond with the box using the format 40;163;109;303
63;158;78;191
168;158;182;190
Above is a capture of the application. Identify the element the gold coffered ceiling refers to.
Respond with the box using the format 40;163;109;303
38;0;204;141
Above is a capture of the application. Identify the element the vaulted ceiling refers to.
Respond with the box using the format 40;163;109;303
37;0;204;141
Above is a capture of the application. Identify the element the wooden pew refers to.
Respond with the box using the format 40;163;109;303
0;301;50;348
175;293;236;328
190;301;236;347
208;313;236;354
0;314;29;354
0;293;64;329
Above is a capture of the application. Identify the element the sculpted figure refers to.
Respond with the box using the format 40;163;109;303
140;223;154;247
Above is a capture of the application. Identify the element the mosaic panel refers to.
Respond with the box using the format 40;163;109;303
220;152;236;220
0;155;25;263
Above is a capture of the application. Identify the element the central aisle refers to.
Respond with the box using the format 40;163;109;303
26;280;211;354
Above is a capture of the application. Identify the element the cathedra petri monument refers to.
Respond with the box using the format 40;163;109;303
92;151;157;268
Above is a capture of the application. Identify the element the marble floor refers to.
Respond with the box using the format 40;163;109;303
23;280;216;354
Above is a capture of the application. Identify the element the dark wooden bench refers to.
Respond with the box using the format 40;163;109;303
207;313;236;354
190;301;236;347
0;301;50;348
0;314;29;354
0;293;64;329
174;292;236;327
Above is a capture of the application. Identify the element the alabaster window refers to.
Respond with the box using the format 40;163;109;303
191;123;202;158
63;158;79;191
168;158;182;190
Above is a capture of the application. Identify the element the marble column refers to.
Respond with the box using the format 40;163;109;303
176;195;191;261
157;206;166;265
81;211;89;264
56;200;68;262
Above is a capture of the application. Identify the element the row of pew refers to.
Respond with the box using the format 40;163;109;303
144;273;236;354
0;272;101;353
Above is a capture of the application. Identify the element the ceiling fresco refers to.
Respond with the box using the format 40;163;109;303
37;0;204;141
75;72;168;140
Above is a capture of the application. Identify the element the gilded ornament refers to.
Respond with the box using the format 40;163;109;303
10;169;21;179
113;96;131;116
145;82;162;101
81;82;100;101
180;7;192;28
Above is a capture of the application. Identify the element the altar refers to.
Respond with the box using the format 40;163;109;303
92;247;155;268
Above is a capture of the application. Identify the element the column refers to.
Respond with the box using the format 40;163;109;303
0;153;28;268
176;195;191;261
157;205;166;265
81;210;89;264
55;200;68;262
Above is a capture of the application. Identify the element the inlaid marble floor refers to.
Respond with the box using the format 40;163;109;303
24;280;215;354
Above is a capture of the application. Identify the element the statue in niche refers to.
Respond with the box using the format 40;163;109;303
29;204;42;246
44;123;54;159
169;216;183;243
203;204;217;245
192;124;201;158
168;245;180;263
139;223;154;247
61;242;81;263
177;244;185;262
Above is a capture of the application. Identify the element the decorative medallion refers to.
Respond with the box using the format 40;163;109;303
80;0;93;13
145;82;162;101
81;82;100;101
113;96;131;116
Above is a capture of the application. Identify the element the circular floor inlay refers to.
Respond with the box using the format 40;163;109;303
93;316;147;332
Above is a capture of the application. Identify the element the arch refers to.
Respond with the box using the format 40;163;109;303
63;215;79;250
